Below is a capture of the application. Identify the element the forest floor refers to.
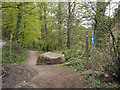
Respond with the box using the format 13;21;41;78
2;51;91;88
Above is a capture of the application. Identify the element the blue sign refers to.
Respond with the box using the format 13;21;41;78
91;38;94;44
91;29;94;44
92;29;94;32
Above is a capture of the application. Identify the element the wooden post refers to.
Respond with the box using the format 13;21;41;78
10;33;12;61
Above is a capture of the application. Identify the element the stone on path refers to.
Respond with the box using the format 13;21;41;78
37;52;65;65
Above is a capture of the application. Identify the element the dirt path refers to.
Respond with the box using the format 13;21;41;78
2;51;90;88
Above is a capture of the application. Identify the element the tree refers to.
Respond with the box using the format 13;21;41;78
67;2;76;48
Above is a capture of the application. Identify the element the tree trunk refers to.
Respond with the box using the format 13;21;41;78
15;3;23;44
58;2;62;48
85;30;89;69
117;36;120;83
86;30;89;58
15;11;22;45
43;4;49;51
67;2;71;48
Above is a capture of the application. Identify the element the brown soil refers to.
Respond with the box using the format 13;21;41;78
2;51;91;88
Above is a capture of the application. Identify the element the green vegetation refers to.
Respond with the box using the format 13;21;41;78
2;41;28;64
1;1;120;88
95;80;120;88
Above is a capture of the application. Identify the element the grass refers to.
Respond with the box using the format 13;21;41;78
2;41;28;64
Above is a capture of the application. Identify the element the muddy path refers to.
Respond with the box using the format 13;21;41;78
2;51;90;88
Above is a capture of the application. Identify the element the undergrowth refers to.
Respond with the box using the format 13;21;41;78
57;48;120;88
2;41;28;64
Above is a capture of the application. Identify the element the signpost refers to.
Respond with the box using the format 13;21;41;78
10;33;12;61
91;24;95;88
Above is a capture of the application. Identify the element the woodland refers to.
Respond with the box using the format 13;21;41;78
1;1;120;88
